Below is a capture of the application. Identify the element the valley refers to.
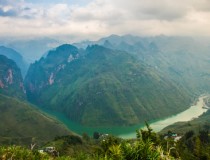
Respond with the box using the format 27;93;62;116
24;44;192;127
1;35;210;135
36;94;210;138
1;34;210;159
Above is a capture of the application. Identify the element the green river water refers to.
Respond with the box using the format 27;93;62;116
41;95;209;139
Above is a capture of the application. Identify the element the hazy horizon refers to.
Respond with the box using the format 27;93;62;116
1;0;210;42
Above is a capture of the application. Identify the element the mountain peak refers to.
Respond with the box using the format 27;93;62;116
56;44;78;51
46;44;79;60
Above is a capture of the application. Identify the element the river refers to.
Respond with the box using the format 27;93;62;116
41;95;209;139
120;95;209;138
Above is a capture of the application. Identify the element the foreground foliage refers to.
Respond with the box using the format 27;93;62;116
0;124;174;160
95;123;173;160
1;123;209;160
0;146;49;160
176;130;210;160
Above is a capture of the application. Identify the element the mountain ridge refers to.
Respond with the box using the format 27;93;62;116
25;44;192;127
0;46;28;77
75;35;210;93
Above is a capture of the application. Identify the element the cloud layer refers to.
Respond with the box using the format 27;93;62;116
0;0;210;41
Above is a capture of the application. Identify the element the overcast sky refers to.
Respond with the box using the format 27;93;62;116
0;0;210;42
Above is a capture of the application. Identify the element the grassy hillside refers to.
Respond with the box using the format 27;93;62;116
25;44;192;127
0;94;72;146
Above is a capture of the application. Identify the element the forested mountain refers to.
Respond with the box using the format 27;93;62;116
75;35;210;94
0;46;28;77
0;55;25;99
25;44;192;127
0;55;72;145
0;35;209;159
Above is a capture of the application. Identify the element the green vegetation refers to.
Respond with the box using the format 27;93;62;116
0;55;76;146
176;130;210;159
0;55;25;99
0;124;175;160
25;44;192;127
0;123;209;159
1;35;210;159
80;35;210;94
0;146;49;160
0;94;72;146
159;109;210;159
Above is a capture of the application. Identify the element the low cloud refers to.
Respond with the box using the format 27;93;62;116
0;0;210;41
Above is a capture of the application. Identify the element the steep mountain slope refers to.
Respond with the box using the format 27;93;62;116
75;35;210;94
0;55;25;99
0;94;71;145
0;46;28;77
0;55;73;145
25;44;192;127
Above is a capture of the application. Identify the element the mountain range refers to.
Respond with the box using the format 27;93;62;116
25;44;192;127
0;34;210;143
0;54;72;145
75;35;210;93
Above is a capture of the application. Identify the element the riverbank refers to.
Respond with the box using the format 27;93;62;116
38;95;209;139
151;95;209;131
119;95;209;138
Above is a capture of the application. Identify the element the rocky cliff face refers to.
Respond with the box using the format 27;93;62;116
0;55;25;99
24;44;79;101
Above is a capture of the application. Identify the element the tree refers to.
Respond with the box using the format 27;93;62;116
199;130;209;144
194;136;201;158
138;121;160;145
93;132;100;139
